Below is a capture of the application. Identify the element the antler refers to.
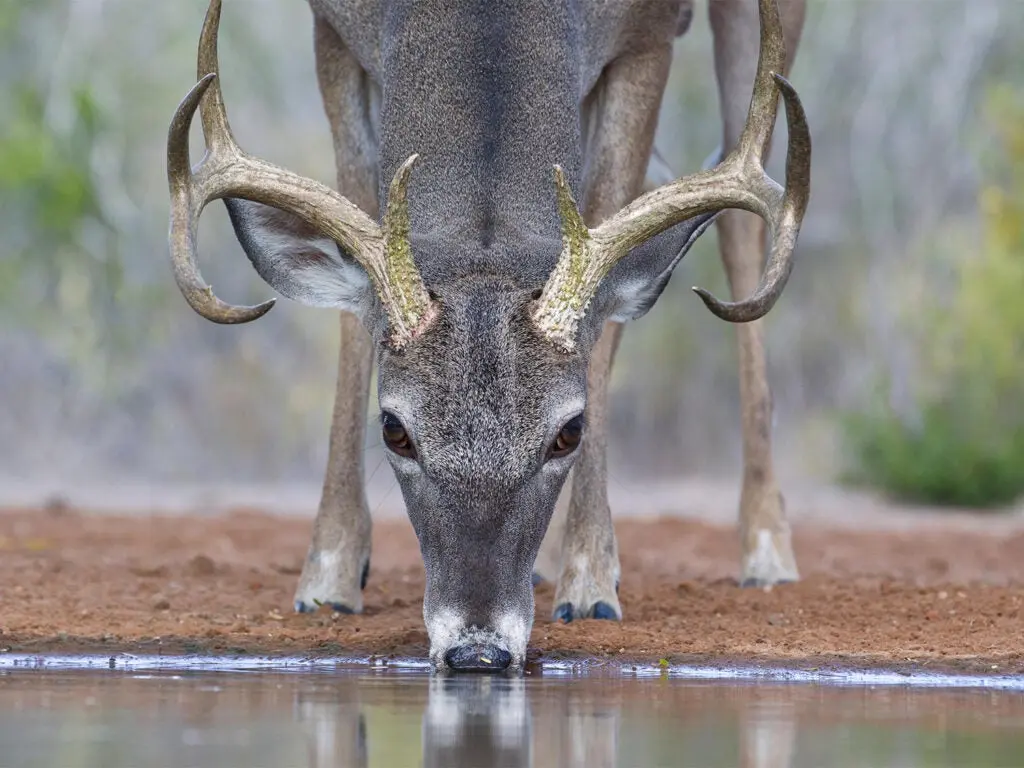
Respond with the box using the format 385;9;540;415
167;0;434;347
533;0;811;351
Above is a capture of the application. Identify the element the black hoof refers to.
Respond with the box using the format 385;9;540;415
590;601;620;621
360;560;370;591
553;602;574;623
294;600;355;614
740;577;796;589
531;571;545;587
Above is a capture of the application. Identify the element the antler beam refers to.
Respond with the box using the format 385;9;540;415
167;0;434;346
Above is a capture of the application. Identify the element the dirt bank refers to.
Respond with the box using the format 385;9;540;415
0;506;1021;676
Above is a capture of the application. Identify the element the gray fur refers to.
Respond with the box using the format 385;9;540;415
225;200;373;314
377;274;591;667
218;0;801;671
229;0;699;340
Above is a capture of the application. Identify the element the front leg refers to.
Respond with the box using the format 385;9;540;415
294;15;380;613
294;312;375;613
552;319;626;621
548;43;675;622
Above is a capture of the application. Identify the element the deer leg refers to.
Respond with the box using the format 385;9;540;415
709;0;806;587
551;43;675;621
533;144;679;588
294;16;380;613
294;314;374;613
552;320;626;621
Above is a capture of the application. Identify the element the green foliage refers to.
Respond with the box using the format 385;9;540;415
840;87;1024;507
0;86;103;243
842;401;1024;508
0;81;125;382
0;0;171;395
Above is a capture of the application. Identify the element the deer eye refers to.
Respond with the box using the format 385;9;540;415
382;411;416;459
548;415;584;460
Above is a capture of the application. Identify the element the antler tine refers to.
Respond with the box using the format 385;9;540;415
167;0;434;343
533;0;811;350
694;73;810;321
197;0;234;153
735;0;787;166
167;73;274;324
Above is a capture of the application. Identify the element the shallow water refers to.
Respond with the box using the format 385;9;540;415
1;661;1023;768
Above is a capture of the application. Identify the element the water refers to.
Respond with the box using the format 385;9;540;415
1;661;1022;767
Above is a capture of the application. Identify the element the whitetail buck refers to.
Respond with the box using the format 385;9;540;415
167;0;809;672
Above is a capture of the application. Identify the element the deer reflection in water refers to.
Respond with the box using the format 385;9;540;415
293;675;800;768
3;669;1020;767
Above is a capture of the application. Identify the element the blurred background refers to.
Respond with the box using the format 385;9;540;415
2;0;1023;514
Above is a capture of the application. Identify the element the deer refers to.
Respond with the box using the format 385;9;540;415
167;0;810;673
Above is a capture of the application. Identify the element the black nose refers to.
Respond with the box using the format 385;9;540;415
444;644;512;672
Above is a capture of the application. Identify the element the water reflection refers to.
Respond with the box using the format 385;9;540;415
739;700;797;768
1;668;1023;768
422;677;531;767
294;683;367;768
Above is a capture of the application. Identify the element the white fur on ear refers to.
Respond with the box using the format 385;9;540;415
250;228;369;309
607;277;657;323
225;199;372;315
606;210;721;324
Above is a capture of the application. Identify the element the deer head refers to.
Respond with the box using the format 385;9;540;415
167;0;809;672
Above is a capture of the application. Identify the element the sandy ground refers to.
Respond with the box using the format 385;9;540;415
0;503;1022;676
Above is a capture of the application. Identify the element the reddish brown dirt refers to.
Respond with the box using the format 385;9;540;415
1;506;1022;676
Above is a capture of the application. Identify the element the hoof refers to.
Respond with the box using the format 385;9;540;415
552;601;620;622
531;571;545;587
590;601;619;621
361;559;370;590
553;602;574;623
294;600;355;614
740;577;796;589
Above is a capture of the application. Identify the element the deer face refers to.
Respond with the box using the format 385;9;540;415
376;275;589;672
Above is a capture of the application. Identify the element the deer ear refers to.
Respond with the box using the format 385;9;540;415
603;211;720;323
602;146;724;323
224;198;373;316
